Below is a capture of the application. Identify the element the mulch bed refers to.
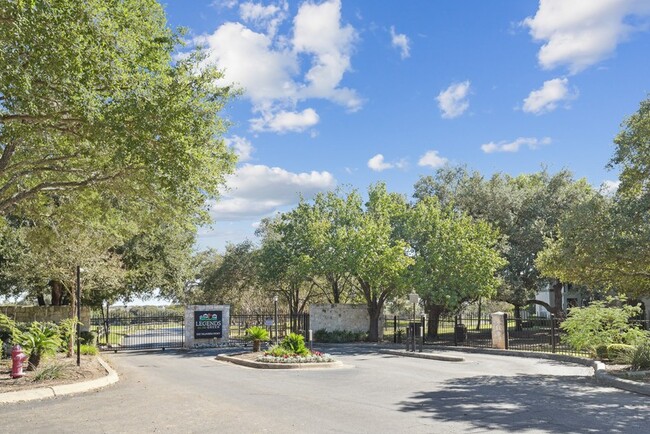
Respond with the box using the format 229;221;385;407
0;353;106;393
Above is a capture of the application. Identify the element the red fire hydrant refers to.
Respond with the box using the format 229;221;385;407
11;345;28;379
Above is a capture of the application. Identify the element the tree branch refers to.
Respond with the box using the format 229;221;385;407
0;141;16;174
0;171;123;214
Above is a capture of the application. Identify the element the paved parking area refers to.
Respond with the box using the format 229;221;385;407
1;345;648;433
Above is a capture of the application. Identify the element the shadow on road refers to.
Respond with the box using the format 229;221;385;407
398;374;649;433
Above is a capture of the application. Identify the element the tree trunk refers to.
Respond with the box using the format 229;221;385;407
367;304;382;342
50;280;64;305
552;281;564;316
514;305;523;331
427;304;445;339
37;294;46;306
476;297;482;331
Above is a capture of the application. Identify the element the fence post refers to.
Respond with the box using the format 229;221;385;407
490;312;508;350
421;315;426;344
504;313;508;350
550;314;556;353
454;315;458;346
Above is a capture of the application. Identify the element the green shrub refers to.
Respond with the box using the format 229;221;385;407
265;345;294;357
631;340;650;370
314;329;367;343
79;344;98;355
280;333;309;356
594;345;609;360
20;322;61;370
58;318;78;352
606;344;635;363
560;298;648;355
244;326;270;341
33;362;67;382
79;331;96;345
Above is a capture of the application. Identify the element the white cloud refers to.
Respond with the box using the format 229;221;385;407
436;81;471;119
523;77;577;114
390;26;410;59
523;0;650;74
196;22;299;104
239;1;288;37
418;150;448;168
225;135;254;162
600;179;620;196
481;137;551;154
211;164;336;220
292;0;361;111
367;154;393;172
196;0;361;134
250;108;319;133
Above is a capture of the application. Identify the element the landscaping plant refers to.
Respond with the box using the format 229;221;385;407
244;325;270;352
631;340;650;371
560;298;648;357
20;322;61;370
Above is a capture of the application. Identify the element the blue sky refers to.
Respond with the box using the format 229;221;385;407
161;0;650;252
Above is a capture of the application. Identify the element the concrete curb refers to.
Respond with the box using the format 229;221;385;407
0;356;118;404
380;349;464;362
216;353;346;370
592;361;650;396
419;345;650;396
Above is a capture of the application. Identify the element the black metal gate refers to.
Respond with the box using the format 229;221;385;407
91;310;184;351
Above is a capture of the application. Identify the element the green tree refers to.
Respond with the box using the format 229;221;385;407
406;197;505;338
414;167;593;317
538;97;650;295
344;184;413;342
0;0;236;219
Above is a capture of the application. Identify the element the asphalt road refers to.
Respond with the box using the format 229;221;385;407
2;345;648;433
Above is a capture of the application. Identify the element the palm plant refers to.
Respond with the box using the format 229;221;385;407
21;322;61;370
245;326;270;352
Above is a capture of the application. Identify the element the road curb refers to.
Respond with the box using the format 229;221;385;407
0;356;118;404
380;349;464;362
216;353;346;369
592;361;650;396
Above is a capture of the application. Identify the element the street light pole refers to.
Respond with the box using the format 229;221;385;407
273;295;279;345
76;265;81;367
408;291;420;352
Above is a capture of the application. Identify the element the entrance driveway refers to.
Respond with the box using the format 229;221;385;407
1;345;648;433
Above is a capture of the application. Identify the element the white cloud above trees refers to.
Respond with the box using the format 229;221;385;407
481;136;551;153
523;77;577;114
196;0;360;134
418;150;448;168
436;81;471;119
210;164;336;220
523;0;650;74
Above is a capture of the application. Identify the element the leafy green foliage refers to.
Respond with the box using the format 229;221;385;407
560;299;648;355
79;344;98;356
606;344;635;364
0;312;21;345
264;345;295;357
20;322;62;369
313;329;367;343
33;362;67;382
280;333;309;356
631;340;650;370
245;326;270;342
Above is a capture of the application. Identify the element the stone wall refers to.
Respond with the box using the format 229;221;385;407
184;305;230;349
310;304;382;338
0;306;91;331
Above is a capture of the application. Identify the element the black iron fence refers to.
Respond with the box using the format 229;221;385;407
229;313;310;344
91;310;184;351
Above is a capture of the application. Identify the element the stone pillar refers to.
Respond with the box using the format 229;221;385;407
185;305;230;349
491;312;508;350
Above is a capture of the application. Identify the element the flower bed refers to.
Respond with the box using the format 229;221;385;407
256;351;335;364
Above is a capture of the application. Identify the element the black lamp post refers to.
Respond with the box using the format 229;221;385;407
76;266;81;367
273;295;279;345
